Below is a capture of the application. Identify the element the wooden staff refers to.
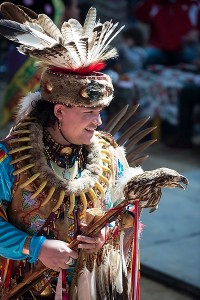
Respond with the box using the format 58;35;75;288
4;198;136;300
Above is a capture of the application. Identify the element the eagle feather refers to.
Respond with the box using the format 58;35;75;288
0;2;33;23
36;14;63;43
82;7;96;37
0;19;57;48
0;4;123;71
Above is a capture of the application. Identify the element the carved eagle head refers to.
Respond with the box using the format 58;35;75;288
124;168;189;212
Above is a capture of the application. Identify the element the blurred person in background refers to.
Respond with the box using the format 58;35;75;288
117;26;147;74
165;82;200;148
134;0;200;66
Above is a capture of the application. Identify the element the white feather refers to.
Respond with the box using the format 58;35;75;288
17;91;41;121
68;19;83;39
24;26;57;47
72;38;88;64
66;42;82;67
98;25;125;57
109;247;120;292
0;19;57;49
96;247;110;299
90;262;97;300
90;21;115;61
22;45;77;69
112;166;144;204
88;23;109;62
36;14;63;43
25;21;44;33
115;232;124;294
89;22;123;64
82;7;96;37
61;22;73;44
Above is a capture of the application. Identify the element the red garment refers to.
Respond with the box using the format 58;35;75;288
134;0;200;52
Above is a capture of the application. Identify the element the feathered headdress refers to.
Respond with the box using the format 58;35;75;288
0;2;124;107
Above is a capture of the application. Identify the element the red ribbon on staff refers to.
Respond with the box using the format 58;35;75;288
131;200;140;300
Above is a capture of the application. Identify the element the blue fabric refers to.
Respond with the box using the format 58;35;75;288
0;218;46;261
0;142;46;261
0;143;14;203
117;159;124;178
29;236;46;263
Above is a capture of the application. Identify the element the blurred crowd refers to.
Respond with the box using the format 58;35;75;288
0;0;200;148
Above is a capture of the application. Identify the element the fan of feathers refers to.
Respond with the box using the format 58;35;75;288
0;2;124;74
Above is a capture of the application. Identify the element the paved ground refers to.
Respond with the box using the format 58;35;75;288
140;142;200;299
141;277;195;300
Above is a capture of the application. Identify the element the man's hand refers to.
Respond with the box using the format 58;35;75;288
76;226;107;253
38;239;78;272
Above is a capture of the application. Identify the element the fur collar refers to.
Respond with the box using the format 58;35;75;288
30;122;103;195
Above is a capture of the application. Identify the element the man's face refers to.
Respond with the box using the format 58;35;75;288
57;106;103;145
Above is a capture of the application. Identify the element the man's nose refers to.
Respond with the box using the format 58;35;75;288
93;114;102;126
97;114;102;126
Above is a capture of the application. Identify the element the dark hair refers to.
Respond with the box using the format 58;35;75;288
29;99;57;127
122;26;145;47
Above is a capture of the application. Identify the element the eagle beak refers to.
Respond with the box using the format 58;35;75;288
149;205;158;213
178;175;189;190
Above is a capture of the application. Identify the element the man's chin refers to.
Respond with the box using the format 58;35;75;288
83;130;95;143
83;137;93;145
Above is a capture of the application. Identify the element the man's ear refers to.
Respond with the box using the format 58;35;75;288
54;104;64;119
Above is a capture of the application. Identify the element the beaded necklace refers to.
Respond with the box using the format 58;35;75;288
43;127;85;171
